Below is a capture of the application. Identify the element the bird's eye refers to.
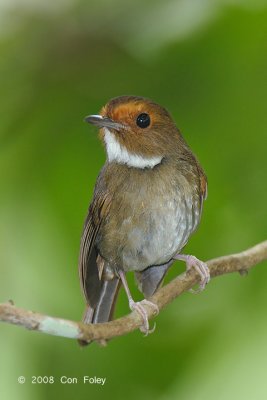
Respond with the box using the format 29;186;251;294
136;113;150;128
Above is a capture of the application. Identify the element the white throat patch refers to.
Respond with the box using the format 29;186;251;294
103;128;162;169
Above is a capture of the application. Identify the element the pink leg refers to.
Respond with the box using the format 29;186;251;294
118;270;159;335
174;254;210;293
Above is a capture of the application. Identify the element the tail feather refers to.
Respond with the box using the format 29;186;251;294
78;277;121;346
92;278;121;323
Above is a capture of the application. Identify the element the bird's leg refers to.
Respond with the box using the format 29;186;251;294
173;254;210;293
118;270;159;335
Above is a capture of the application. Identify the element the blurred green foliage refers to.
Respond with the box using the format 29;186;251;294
1;1;267;399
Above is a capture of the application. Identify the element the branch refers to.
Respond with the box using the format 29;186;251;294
1;240;267;344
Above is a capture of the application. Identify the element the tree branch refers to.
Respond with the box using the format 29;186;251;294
1;240;267;344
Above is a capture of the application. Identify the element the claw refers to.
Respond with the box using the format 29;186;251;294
129;299;159;335
118;270;159;335
174;254;210;293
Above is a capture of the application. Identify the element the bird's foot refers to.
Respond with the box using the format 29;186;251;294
118;270;159;335
129;299;159;335
174;254;210;293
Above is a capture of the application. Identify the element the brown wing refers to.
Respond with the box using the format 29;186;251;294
195;158;208;207
200;172;208;201
78;183;112;307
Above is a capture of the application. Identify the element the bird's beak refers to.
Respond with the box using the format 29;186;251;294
84;114;125;130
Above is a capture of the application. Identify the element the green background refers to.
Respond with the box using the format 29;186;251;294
1;1;267;399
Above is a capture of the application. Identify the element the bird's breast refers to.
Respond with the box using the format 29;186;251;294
97;162;201;272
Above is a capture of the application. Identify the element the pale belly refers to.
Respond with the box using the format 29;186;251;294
100;189;201;272
120;197;199;271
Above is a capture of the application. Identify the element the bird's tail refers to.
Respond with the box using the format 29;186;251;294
78;277;121;346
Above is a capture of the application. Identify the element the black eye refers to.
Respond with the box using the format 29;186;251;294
136;113;150;128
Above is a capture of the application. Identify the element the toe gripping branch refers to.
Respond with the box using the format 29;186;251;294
118;271;159;335
174;254;210;293
118;254;210;335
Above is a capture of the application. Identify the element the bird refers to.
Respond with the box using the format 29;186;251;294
78;95;209;342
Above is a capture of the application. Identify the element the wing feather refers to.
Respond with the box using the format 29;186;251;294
78;182;112;305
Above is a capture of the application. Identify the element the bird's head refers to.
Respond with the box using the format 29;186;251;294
85;96;185;169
